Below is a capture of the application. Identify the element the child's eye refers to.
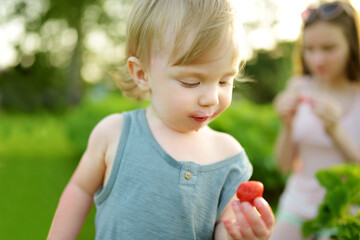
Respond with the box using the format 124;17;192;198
180;81;200;88
219;78;233;87
219;81;230;86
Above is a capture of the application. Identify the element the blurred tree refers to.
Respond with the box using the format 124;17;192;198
42;0;88;106
236;42;295;103
0;0;132;111
1;52;67;111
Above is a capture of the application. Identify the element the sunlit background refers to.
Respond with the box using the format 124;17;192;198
236;0;359;50
1;0;359;82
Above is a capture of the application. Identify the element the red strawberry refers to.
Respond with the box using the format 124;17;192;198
236;181;264;205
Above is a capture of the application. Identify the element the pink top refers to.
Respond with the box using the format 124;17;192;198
278;78;360;219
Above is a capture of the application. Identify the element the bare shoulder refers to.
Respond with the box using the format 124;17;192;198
207;128;243;159
92;113;124;139
95;113;124;130
85;113;124;157
75;113;125;191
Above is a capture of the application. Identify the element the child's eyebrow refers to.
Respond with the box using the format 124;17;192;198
172;68;238;79
173;69;208;79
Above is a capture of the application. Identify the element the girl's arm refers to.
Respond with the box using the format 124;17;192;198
273;77;307;173
274;125;298;173
47;114;122;239
273;91;300;173
214;196;274;240
326;125;360;162
311;95;360;163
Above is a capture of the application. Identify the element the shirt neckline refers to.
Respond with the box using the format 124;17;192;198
138;108;245;171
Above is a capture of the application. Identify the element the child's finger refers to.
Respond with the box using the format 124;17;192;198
239;201;268;238
222;218;243;240
253;197;275;229
236;203;256;239
230;200;256;239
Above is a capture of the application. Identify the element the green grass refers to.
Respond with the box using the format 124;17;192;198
0;112;95;239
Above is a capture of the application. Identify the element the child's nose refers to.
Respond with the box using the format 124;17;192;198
198;85;219;106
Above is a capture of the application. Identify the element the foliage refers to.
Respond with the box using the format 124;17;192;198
1;0;85;110
302;164;360;240
237;42;295;103
0;0;132;111
0;53;69;112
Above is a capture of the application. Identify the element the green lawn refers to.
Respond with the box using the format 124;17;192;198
0;113;95;239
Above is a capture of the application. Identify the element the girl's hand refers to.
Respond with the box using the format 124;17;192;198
274;91;300;127
310;95;342;132
222;198;274;240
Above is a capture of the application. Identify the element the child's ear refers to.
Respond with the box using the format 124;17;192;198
127;56;150;91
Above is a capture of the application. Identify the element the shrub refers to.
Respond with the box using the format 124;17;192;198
302;164;360;240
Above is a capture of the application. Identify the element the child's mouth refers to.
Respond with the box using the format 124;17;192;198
192;116;209;123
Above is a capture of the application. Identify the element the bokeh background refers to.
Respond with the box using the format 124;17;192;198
1;0;359;239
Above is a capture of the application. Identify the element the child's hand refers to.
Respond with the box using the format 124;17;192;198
222;198;274;240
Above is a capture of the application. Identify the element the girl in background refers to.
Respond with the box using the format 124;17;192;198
272;1;360;240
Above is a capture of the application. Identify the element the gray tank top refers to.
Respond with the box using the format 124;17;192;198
94;109;252;239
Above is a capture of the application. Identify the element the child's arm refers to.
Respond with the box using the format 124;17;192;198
214;196;274;240
47;115;120;239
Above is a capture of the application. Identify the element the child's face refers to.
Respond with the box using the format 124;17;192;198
147;38;240;133
303;21;350;82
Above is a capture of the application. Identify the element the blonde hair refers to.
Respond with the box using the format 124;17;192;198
114;0;247;101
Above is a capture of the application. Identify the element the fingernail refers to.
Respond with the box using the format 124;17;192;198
255;197;268;206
